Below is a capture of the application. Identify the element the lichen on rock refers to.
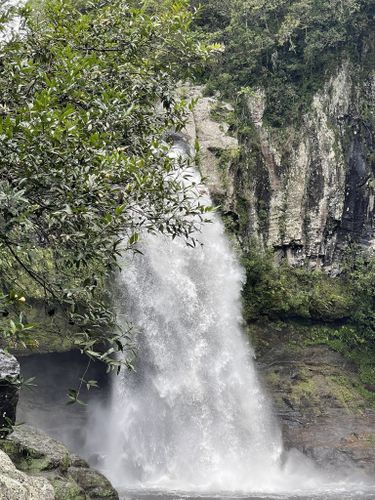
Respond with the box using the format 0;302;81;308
0;425;118;499
0;448;54;500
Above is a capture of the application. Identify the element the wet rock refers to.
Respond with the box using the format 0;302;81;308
252;322;375;476
0;351;20;437
68;467;118;499
181;85;239;213
0;425;118;499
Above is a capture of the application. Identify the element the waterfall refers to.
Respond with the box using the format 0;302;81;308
92;153;298;494
88;141;368;496
103;193;287;491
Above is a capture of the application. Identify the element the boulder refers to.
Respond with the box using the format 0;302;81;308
0;448;54;499
0;425;118;499
0;351;20;437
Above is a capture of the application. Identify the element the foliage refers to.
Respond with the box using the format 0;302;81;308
303;323;375;404
341;246;375;344
242;245;375;397
195;0;375;125
242;247;354;322
0;0;217;375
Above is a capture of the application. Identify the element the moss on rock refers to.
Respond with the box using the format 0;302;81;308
0;425;118;499
252;320;375;472
50;477;86;500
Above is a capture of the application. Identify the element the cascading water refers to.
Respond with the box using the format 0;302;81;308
103;180;286;492
88;141;373;498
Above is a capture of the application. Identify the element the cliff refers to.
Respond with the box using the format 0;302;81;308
183;79;375;476
223;59;375;267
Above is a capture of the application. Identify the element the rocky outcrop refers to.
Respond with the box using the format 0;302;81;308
251;322;375;475
0;351;20;436
0;448;54;499
0;425;118;499
187;62;375;267
237;62;375;266
181;86;239;217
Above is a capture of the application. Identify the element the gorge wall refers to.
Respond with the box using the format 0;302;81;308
187;56;375;268
181;54;375;474
242;60;375;267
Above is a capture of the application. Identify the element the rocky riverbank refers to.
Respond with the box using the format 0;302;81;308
0;351;118;499
0;425;118;499
251;321;375;476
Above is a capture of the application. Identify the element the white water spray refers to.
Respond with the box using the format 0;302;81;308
90;142;372;496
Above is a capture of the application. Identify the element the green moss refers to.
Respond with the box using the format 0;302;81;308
17;455;52;473
0;441;50;473
289;377;318;407
209;102;236;128
303;324;375;378
264;371;280;386
290;323;375;407
0;440;20;462
50;477;86;500
327;374;363;411
242;248;354;323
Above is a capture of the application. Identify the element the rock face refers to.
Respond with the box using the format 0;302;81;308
188;61;375;267
251;322;375;476
181;86;239;215
0;351;20;436
0;425;118;500
239;61;375;266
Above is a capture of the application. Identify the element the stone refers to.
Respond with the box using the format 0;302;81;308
181;85;239;212
252;321;375;476
8;425;72;472
50;477;85;500
68;467;118;499
0;351;20;437
0;425;119;499
0;448;54;499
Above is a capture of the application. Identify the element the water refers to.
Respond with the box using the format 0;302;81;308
98;182;287;491
120;492;375;500
86;151;374;497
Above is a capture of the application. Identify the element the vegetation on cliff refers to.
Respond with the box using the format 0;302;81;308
242;246;375;398
195;0;375;125
190;0;375;393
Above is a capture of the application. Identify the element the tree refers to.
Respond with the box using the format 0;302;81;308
197;0;375;124
0;0;217;386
